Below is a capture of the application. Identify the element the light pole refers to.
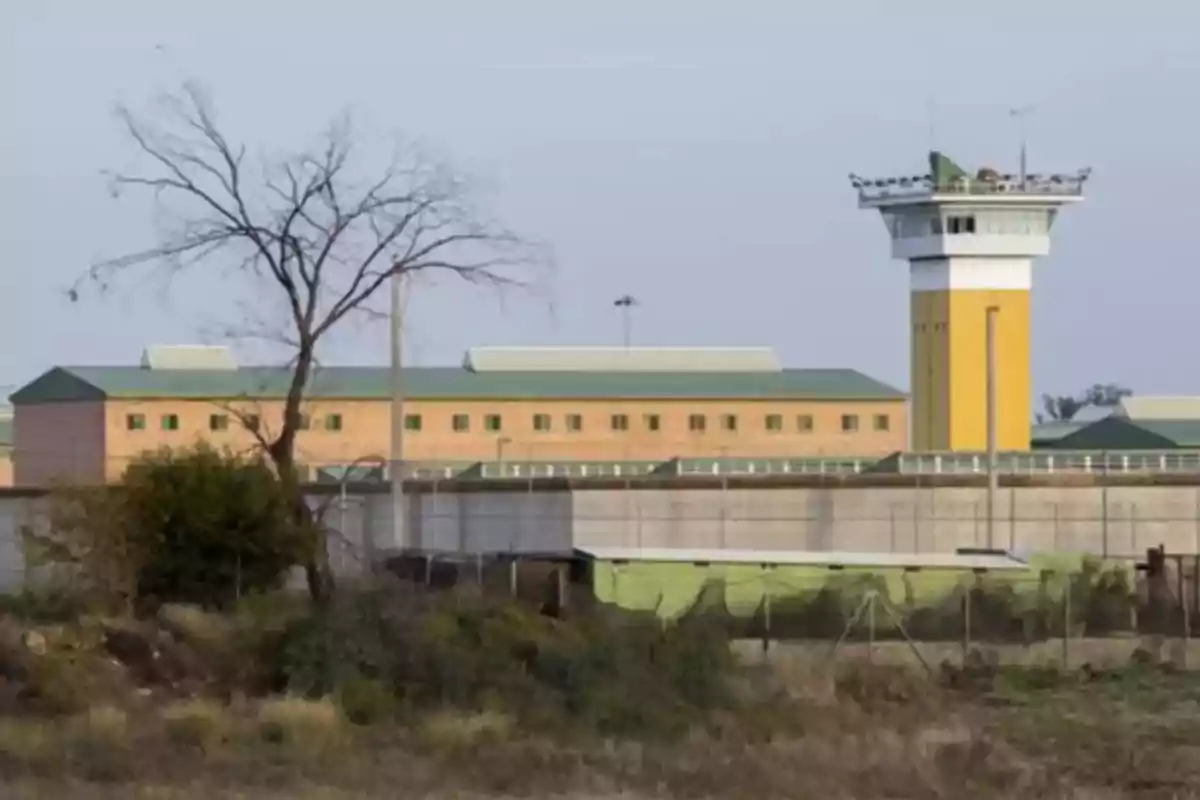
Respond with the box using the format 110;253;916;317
985;305;1000;550
613;295;638;350
390;268;410;552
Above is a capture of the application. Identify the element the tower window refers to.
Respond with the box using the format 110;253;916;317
874;414;890;432
721;414;738;432
688;414;707;433
765;414;783;432
841;414;860;433
611;414;629;432
533;413;551;432
644;414;661;432
566;413;583;432
797;415;814;432
452;414;470;432
947;215;976;234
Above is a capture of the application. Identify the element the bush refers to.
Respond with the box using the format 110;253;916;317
257;696;345;752
162;698;233;749
275;582;737;738
337;676;396;726
30;445;306;612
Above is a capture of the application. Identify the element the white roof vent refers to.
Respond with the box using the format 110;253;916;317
463;346;782;373
140;345;238;371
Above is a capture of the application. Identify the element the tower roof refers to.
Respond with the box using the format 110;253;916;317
850;151;1090;207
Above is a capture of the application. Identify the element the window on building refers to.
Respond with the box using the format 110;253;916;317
244;414;261;433
404;414;422;431
841;414;859;432
644;413;661;432
325;414;343;432
797;414;814;432
484;414;502;432
209;413;229;432
532;413;551;432
874;413;890;432
161;413;180;432
688;414;707;433
611;413;629;432
765;414;783;432
566;414;583;432
125;413;146;431
947;214;976;234
721;414;738;432
451;413;470;432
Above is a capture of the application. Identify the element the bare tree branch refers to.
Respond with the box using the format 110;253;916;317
81;81;549;602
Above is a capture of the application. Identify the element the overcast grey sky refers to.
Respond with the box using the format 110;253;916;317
2;1;1197;402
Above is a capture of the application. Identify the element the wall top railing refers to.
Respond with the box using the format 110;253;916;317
895;451;1200;475
308;450;1200;484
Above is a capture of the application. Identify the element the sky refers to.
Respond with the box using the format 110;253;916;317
2;1;1198;404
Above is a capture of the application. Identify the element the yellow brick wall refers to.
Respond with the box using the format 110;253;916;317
911;289;1030;451
99;396;908;479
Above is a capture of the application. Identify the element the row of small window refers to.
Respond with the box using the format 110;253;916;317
125;412;343;433
439;411;889;434
127;411;891;435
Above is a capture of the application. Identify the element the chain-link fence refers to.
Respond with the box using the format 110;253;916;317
361;551;1200;674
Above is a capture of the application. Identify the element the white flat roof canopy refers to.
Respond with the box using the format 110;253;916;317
575;546;1030;571
464;346;782;373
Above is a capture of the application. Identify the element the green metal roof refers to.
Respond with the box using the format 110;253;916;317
9;365;905;404
1048;417;1200;450
1031;420;1087;444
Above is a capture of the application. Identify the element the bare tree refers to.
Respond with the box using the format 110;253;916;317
1037;383;1133;423
79;82;544;601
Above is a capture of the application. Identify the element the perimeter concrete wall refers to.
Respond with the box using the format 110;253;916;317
2;482;1199;590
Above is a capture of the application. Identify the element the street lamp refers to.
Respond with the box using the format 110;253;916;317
613;295;638;350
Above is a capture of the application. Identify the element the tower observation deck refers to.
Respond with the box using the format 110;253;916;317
852;151;1090;451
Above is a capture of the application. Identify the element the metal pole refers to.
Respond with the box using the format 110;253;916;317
985;305;999;550
613;294;637;350
390;269;409;552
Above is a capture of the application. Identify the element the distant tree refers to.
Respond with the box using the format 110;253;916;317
1037;383;1133;423
74;82;547;602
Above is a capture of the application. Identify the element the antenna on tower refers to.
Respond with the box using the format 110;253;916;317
926;97;938;152
1009;104;1036;188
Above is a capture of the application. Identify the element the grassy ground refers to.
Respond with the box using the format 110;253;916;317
736;635;1200;671
2;661;1198;799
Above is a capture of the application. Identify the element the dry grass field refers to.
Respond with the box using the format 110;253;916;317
2;657;1199;799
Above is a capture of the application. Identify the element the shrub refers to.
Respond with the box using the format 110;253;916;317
276;582;738;738
257;696;345;752
162;698;232;749
337;676;396;726
64;705;133;781
418;709;514;749
29;445;306;612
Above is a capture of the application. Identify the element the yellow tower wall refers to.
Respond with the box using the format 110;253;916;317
910;259;1032;452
